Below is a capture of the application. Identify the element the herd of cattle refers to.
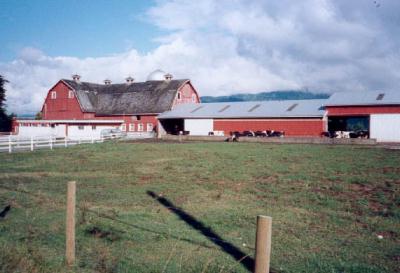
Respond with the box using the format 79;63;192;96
230;130;285;138
321;130;369;139
226;129;370;140
178;129;370;139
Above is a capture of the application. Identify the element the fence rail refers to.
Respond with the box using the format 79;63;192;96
0;135;120;153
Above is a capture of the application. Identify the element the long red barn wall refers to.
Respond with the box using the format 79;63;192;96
213;119;325;136
327;106;400;116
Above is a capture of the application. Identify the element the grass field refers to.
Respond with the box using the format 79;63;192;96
0;141;399;273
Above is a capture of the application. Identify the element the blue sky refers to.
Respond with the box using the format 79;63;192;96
0;0;162;61
0;0;399;114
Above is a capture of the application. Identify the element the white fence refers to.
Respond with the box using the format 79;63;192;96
0;135;120;154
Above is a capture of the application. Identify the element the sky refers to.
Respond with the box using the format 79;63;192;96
0;0;399;115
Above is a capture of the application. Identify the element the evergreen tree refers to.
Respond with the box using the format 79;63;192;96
0;75;12;131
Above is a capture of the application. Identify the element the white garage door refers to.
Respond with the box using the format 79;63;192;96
184;119;213;136
370;114;400;142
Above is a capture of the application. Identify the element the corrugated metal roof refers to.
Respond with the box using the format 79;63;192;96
325;90;400;106
158;99;326;119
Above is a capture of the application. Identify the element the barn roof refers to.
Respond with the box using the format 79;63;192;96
325;90;400;106
159;99;326;119
62;79;189;115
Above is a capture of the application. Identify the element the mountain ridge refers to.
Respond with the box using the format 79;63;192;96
200;91;330;103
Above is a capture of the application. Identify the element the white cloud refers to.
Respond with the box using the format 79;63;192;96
1;0;399;114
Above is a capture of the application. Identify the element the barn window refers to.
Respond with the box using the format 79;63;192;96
129;123;135;131
248;104;261;112
92;125;96;130
121;124;126;131
68;90;74;99
286;103;298;112
192;94;196;102
147;123;153;132
376;93;385;100
78;126;84;130
138;123;144;131
136;115;141;121
177;92;181;100
51;91;57;99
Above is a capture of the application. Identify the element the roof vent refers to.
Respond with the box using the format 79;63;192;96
190;106;203;113
248;104;261;112
126;76;134;85
104;79;112;85
218;105;230;113
164;73;173;81
286;103;298;112
376;93;385;100
72;74;81;83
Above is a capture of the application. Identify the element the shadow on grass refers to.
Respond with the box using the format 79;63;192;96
147;190;254;272
84;209;217;250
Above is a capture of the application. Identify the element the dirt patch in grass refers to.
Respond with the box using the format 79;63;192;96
85;226;121;242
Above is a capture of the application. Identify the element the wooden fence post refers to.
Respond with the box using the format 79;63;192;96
66;181;76;266
8;135;12;153
30;136;34;151
65;138;68;148
254;215;272;273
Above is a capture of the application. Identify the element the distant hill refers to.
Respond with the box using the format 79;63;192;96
200;91;330;103
16;114;35;119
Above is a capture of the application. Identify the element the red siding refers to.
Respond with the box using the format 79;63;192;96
327;105;400;116
96;115;158;132
43;81;86;120
214;119;325;136
11;117;18;134
172;82;200;108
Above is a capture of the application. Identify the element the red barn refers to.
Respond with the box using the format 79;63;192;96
14;71;200;138
325;91;400;142
158;100;326;137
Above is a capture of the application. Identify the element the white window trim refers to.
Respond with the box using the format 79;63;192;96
138;123;143;132
121;124;126;131
68;90;74;99
51;91;57;99
129;124;135;132
147;123;153;132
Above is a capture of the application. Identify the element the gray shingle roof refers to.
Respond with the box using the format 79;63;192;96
159;99;326;119
62;79;189;115
325;90;400;106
